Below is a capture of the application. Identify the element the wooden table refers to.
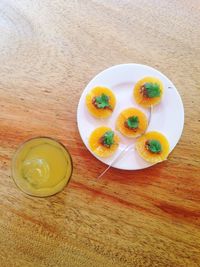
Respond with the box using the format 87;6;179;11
0;1;200;266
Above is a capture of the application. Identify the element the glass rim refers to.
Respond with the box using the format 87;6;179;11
11;136;73;198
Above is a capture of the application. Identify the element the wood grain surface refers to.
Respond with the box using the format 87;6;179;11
0;1;200;266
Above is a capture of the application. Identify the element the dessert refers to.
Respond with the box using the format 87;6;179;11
116;108;148;138
86;86;116;118
89;126;120;157
134;77;164;107
135;131;170;163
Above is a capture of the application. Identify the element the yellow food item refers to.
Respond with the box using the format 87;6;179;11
134;77;164;108
116;108;148;138
89;126;120;157
135;131;170;163
86;86;116;118
12;137;72;197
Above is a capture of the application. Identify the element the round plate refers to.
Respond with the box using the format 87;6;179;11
77;64;184;170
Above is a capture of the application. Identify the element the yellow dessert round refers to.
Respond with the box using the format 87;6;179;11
86;86;116;118
89;126;120;157
135;131;170;163
116;108;148;138
134;77;164;108
12;137;73;197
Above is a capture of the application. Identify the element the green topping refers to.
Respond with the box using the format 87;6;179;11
147;139;162;153
126;116;139;129
102;131;114;147
144;83;161;98
95;94;111;109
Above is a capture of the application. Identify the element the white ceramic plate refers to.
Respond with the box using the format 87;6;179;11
77;64;184;170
